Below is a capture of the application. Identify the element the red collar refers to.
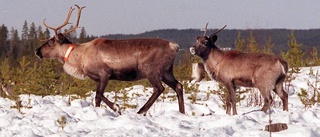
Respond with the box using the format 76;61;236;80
64;44;75;61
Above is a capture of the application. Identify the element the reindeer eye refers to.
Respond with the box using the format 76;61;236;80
48;40;54;46
202;40;208;45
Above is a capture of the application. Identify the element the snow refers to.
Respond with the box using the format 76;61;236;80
1;67;320;137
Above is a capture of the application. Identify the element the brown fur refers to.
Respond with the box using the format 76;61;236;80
190;34;288;115
35;34;185;115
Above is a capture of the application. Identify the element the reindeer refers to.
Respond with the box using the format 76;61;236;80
34;4;185;115
189;23;288;115
190;62;205;83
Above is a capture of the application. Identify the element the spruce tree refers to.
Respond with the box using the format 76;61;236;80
0;24;8;58
10;28;20;60
65;25;77;42
35;60;61;96
13;56;32;97
0;59;15;98
263;36;274;55
79;27;87;43
235;31;246;52
28;22;38;53
247;31;259;53
59;72;94;97
310;47;320;66
281;31;304;73
37;26;45;41
21;21;29;56
174;50;194;81
27;62;42;95
44;28;50;38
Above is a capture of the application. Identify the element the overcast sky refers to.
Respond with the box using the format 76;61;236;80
1;0;320;36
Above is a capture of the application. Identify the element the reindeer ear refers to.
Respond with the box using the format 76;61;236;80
209;35;218;44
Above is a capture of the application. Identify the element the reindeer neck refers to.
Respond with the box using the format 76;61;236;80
206;47;225;65
62;43;88;80
57;44;82;67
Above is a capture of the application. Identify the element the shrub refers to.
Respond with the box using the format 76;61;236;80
298;69;320;109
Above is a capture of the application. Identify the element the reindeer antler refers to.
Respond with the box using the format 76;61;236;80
43;4;86;36
203;22;209;36
210;25;227;37
43;7;75;36
63;4;86;35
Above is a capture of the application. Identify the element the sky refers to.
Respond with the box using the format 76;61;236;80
1;1;320;36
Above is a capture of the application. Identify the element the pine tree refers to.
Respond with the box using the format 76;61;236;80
78;27;87;43
27;62;42;95
0;24;8;58
263;36;274;55
21;21;28;40
310;47;320;66
247;31;259;53
21;21;29;56
174;50;194;81
9;28;20;60
44;28;51;38
59;72;94;97
298;71;320;108
281;31;304;73
235;31;246;52
28;22;37;52
87;35;96;41
0;59;15;98
13;56;32;97
35;60;61;96
65;25;77;42
37;25;45;41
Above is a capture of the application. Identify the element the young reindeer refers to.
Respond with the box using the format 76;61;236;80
35;4;185;115
190;23;288;115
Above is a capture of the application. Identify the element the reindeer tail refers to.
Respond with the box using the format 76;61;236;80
278;59;289;75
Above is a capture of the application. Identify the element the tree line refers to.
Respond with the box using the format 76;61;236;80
104;28;320;55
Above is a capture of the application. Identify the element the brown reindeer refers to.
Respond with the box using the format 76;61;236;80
34;4;185;115
190;23;288;115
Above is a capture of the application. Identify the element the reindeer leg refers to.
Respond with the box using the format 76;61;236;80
274;82;288;111
224;82;237;115
95;77;121;114
225;94;231;115
231;90;238;115
225;82;237;115
137;77;164;116
226;82;238;115
261;95;273;112
95;82;102;107
162;71;185;114
259;87;273;113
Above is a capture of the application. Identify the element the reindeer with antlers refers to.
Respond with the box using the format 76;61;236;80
190;23;289;115
35;4;185;115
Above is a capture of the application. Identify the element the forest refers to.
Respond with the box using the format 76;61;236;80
104;28;320;53
0;21;320;100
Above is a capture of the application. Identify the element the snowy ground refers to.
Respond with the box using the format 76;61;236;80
1;67;320;137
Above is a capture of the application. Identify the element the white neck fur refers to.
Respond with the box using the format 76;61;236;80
63;63;87;80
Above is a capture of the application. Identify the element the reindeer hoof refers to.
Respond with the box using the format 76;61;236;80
137;110;147;116
113;104;121;115
261;107;269;113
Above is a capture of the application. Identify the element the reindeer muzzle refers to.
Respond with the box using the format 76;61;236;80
34;48;43;59
190;47;196;55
